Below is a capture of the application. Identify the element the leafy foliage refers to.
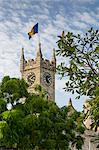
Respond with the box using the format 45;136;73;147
56;28;99;98
0;76;28;107
0;98;7;114
34;84;47;99
85;87;99;131
0;77;85;150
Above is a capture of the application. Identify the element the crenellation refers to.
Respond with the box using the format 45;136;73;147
24;58;39;70
24;57;56;71
41;58;56;71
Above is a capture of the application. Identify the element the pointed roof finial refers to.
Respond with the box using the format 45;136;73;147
21;47;25;60
37;42;42;58
67;98;76;116
52;48;56;62
68;98;72;107
20;47;25;73
39;42;41;51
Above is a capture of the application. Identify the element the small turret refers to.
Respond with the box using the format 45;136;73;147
68;98;73;107
36;42;43;58
51;48;56;63
67;98;76;116
20;47;25;73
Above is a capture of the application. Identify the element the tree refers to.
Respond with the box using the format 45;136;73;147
0;94;84;150
0;98;7;114
90;95;99;131
0;76;85;150
34;84;47;99
56;28;99;132
0;76;28;107
0;109;25;149
83;87;99;131
56;28;99;98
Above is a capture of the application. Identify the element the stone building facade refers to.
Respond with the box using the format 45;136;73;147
82;102;99;150
20;43;56;101
68;100;99;150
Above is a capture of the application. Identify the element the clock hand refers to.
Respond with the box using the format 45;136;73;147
46;76;50;83
48;77;50;83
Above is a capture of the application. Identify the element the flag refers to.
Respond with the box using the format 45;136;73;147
28;23;38;40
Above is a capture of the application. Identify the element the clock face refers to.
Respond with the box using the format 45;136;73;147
27;72;36;86
43;72;52;86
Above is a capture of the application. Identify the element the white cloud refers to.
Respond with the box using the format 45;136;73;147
73;21;88;29
70;0;96;4
76;12;98;25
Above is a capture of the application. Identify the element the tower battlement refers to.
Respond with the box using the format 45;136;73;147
22;57;56;71
42;59;56;71
24;59;36;70
20;44;56;72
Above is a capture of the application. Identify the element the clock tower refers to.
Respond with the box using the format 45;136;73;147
20;43;56;101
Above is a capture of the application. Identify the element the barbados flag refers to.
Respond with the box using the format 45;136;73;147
28;23;38;40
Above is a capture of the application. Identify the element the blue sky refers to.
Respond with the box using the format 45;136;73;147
0;0;99;111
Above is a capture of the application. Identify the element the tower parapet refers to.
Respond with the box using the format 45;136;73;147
22;45;56;72
41;59;56;72
23;57;56;72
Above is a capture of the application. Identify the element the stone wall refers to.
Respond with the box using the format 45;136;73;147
72;130;99;150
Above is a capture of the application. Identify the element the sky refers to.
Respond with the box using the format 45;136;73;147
0;0;99;111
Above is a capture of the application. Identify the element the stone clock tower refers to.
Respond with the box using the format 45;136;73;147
20;43;56;101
